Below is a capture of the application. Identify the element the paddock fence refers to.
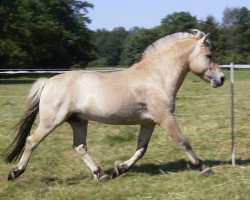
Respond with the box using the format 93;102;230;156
222;64;250;166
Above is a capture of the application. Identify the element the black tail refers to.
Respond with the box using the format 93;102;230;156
4;78;47;163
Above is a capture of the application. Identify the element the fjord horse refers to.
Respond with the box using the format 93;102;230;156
5;30;225;181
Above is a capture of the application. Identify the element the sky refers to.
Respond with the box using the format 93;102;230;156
86;0;250;31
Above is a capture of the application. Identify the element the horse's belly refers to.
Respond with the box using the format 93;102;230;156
76;110;154;125
74;88;154;125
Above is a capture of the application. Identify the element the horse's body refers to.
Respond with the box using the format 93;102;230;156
45;69;155;125
5;30;225;181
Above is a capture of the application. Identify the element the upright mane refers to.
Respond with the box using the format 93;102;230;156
142;31;200;59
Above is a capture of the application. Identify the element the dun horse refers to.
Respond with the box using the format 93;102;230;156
4;30;225;181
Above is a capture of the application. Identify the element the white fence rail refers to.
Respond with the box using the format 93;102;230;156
0;65;249;75
221;64;250;69
0;67;125;75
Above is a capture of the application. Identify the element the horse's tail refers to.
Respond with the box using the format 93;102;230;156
4;78;47;163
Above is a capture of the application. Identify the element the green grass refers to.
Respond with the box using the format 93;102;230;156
0;70;250;200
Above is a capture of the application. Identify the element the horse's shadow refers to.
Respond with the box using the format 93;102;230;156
40;158;250;185
123;158;250;175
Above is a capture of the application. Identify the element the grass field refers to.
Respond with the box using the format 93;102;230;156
0;70;249;200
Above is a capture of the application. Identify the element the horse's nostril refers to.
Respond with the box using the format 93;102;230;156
221;76;225;84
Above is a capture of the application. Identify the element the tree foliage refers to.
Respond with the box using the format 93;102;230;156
160;12;197;35
91;8;250;67
1;4;249;69
120;28;160;66
221;7;250;63
91;27;128;66
0;0;94;69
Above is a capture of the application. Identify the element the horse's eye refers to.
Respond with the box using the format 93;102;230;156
206;55;212;59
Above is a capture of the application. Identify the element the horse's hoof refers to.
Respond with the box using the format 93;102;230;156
8;166;25;181
201;167;214;177
112;163;129;179
8;171;15;181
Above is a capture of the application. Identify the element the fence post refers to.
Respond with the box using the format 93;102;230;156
230;62;236;166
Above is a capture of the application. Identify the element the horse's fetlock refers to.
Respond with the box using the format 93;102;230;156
112;162;130;179
117;163;130;174
93;167;109;181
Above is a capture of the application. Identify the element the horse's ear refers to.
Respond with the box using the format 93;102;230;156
199;33;210;45
190;29;205;39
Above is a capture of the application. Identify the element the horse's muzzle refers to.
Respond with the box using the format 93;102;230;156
211;75;225;88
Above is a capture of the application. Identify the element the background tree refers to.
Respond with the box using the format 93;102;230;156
1;4;249;69
0;0;94;69
92;9;250;67
120;27;160;66
120;12;198;66
197;16;223;62
159;12;197;36
221;7;250;63
89;27;128;67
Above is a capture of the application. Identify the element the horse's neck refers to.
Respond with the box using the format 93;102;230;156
139;45;194;99
154;51;192;95
161;59;189;97
132;39;195;97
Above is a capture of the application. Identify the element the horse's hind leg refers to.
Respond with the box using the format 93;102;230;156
68;117;109;182
8;123;55;180
112;125;155;178
8;105;68;180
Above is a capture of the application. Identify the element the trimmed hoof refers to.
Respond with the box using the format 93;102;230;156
8;166;25;181
201;167;214;177
93;167;110;182
112;163;130;179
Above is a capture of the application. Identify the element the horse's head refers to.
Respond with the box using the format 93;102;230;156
188;31;225;88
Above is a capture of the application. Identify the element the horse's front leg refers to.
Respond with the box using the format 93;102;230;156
112;125;155;178
159;112;213;176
